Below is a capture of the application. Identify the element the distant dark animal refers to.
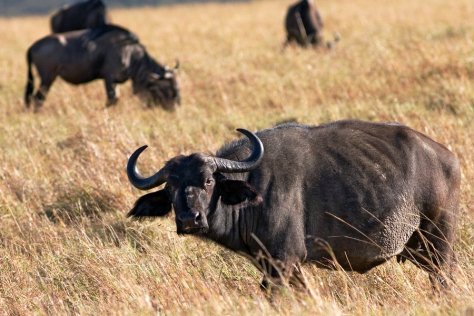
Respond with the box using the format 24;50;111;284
126;120;460;290
285;0;323;47
51;0;109;33
284;0;339;48
24;25;180;111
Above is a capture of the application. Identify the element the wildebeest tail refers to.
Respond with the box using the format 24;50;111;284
24;49;34;107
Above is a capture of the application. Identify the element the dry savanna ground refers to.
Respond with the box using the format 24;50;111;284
0;0;473;314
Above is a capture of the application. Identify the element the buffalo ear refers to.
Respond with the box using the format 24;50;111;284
218;179;262;206
127;189;172;218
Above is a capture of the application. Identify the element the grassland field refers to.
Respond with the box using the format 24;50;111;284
0;0;473;314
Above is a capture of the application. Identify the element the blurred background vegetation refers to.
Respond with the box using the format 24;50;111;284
0;0;247;16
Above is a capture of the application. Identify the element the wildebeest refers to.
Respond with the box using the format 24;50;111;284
284;0;338;48
127;120;460;289
51;0;109;33
25;24;180;111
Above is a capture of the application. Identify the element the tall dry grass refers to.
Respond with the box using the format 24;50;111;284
0;0;473;314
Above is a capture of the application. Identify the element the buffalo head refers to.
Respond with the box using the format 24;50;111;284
127;129;264;234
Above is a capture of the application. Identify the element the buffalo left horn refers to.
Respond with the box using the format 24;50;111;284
127;145;168;190
212;129;264;173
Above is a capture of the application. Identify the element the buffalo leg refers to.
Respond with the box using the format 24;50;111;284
104;79;118;107
422;212;457;289
400;212;457;290
256;241;306;290
259;257;307;292
258;257;292;290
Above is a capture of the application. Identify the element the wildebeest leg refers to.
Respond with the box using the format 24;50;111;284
25;50;34;108
282;35;294;51
104;79;118;107
33;76;56;112
295;11;309;47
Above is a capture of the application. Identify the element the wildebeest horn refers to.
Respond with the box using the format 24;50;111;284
213;129;264;173
148;73;160;81
127;145;168;190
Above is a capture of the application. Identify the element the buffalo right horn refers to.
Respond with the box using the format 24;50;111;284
127;145;168;190
212;129;264;173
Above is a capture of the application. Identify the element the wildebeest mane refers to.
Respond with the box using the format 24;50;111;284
130;52;167;89
86;24;139;43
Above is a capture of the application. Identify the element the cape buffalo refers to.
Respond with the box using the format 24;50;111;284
284;0;338;48
51;0;108;33
126;120;460;289
24;24;180;111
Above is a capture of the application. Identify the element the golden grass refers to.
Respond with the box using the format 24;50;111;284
0;0;473;314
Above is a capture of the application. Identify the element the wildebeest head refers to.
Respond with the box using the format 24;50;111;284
127;129;264;234
139;61;180;111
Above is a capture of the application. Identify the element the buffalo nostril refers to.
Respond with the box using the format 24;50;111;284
195;213;201;222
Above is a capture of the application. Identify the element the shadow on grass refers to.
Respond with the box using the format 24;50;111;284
42;185;120;225
41;185;166;252
88;221;156;252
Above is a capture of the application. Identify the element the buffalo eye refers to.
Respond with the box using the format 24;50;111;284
205;178;214;186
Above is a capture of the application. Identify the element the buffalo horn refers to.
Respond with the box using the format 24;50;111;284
213;129;264;173
127;145;168;190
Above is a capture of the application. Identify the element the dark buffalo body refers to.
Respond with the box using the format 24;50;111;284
25;24;180;111
285;0;324;47
51;0;108;33
127;120;460;289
